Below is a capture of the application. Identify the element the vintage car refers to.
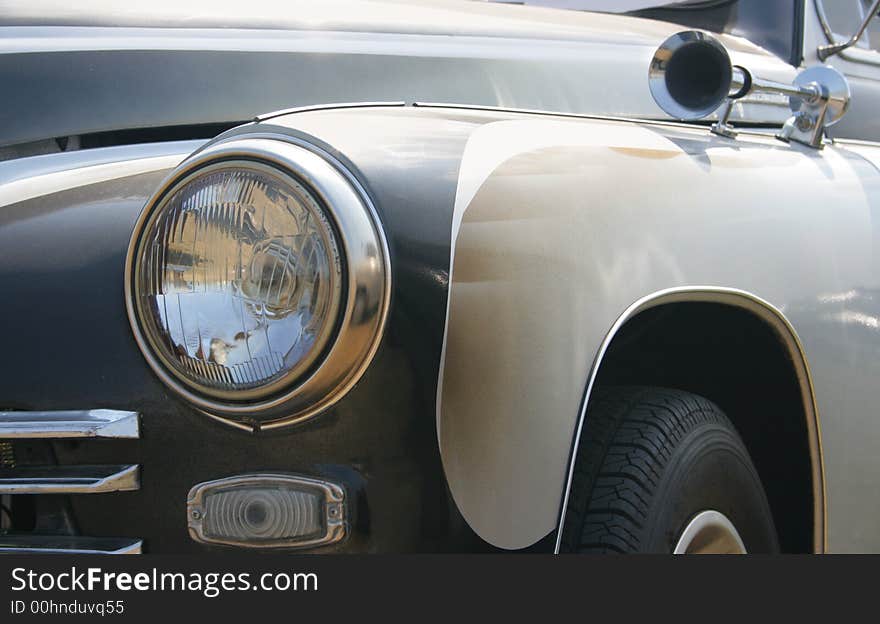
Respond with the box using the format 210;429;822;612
0;0;879;554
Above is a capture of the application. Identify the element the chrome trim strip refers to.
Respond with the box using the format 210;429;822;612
124;136;391;430
0;142;202;208
813;0;880;66
255;101;406;122
186;473;346;549
0;140;204;187
0;26;643;56
837;137;880;147
413;100;682;126
0;464;140;494
0;536;142;555
0;409;139;439
411;101;786;133
553;286;826;554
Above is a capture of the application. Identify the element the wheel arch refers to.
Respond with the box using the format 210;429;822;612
555;286;826;554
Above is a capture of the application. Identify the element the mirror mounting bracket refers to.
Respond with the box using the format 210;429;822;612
817;0;880;61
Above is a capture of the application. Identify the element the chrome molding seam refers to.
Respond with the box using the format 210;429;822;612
553;286;826;554
124;137;391;431
255;101;406;123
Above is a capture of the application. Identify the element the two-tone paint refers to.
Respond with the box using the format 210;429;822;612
4;0;880;553
3;102;880;552
427;107;880;553
0;0;814;153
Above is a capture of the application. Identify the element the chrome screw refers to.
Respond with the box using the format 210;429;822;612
795;113;815;132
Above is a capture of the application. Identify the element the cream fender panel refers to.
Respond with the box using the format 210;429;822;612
438;117;878;550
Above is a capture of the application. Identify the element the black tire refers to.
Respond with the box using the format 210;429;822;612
560;386;779;553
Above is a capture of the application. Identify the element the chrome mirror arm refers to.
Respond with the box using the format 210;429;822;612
817;0;880;61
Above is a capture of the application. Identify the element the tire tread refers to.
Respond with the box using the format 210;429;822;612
562;386;735;553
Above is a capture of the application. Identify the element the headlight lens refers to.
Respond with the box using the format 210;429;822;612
127;137;390;429
133;161;342;401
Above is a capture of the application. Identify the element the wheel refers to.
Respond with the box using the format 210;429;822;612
560;386;779;554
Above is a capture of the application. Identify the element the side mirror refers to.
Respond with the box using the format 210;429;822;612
817;0;880;61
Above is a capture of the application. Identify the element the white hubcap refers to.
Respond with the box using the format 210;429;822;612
673;510;747;554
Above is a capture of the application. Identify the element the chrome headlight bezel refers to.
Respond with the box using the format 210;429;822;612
124;136;391;430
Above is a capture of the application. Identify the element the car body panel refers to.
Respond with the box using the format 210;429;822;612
0;108;483;552
4;103;880;552
3;0;880;553
434;111;880;551
0;0;798;149
222;105;880;553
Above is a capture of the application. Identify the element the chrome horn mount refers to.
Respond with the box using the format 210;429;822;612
649;30;851;149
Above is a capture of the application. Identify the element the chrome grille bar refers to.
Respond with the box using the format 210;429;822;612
0;409;144;552
0;535;142;554
0;464;140;494
0;409;139;439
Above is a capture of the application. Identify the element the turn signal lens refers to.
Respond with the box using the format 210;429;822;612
187;474;346;549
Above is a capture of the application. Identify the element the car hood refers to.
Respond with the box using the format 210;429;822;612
0;0;796;148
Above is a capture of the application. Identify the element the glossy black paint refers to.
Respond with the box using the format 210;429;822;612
0;48;484;149
0;107;526;552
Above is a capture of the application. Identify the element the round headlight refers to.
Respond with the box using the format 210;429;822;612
126;138;389;429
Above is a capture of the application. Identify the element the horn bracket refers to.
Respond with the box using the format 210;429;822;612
775;66;851;149
649;31;851;149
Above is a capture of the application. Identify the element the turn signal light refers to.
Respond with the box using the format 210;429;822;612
187;474;346;549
